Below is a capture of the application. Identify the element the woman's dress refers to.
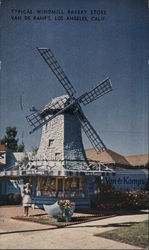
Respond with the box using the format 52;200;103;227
22;188;32;207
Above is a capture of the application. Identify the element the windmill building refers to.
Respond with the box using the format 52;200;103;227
34;95;88;170
0;48;114;209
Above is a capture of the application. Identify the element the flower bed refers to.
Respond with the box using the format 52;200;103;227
97;184;149;211
11;213;117;228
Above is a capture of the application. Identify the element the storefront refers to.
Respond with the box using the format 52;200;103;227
0;169;103;210
35;176;85;199
31;173;98;210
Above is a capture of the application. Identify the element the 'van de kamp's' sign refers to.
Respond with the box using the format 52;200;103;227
103;171;148;190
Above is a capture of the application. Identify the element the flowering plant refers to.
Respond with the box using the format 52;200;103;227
57;200;75;221
58;199;75;210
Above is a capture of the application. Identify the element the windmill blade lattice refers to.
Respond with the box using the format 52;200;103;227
75;109;107;152
26;97;74;134
79;77;112;106
26;47;113;152
37;48;76;98
26;111;44;134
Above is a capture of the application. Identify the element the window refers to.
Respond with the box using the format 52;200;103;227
64;177;85;198
35;176;85;198
48;139;54;147
36;177;57;197
55;153;61;160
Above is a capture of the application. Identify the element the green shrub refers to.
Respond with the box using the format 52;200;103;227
97;184;149;211
0;193;22;205
0;194;8;205
8;193;13;204
13;193;22;204
57;213;66;222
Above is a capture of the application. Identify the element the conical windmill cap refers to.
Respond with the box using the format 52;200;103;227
40;95;70;116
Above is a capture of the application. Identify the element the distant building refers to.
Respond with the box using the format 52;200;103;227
85;149;148;190
85;148;149;169
125;154;149;168
0;145;7;167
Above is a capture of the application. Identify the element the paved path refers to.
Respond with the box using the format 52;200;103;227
0;206;148;249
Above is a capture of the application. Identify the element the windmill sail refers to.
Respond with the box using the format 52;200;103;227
37;48;76;98
79;77;112;105
26;47;113;152
75;109;107;152
26;111;44;134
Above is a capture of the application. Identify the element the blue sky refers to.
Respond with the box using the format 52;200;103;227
0;0;148;156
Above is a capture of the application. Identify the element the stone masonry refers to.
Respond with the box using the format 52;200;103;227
31;96;88;170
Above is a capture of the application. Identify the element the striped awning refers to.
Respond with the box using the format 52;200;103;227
0;168;115;177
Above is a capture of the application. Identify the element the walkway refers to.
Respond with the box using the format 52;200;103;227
0;206;148;249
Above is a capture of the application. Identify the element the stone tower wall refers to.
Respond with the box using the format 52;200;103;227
36;112;88;168
64;113;87;161
36;115;64;161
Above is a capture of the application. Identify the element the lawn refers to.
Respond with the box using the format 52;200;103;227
94;220;149;248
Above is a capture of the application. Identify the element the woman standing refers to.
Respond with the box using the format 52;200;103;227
22;182;32;216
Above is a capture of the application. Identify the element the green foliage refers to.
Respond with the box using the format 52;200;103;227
18;142;25;152
0;127;25;152
0;127;18;151
0;193;22;205
97;183;149;211
57;213;66;222
95;221;148;248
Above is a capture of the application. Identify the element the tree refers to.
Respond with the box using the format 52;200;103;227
0;127;26;152
0;127;18;152
18;142;25;152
